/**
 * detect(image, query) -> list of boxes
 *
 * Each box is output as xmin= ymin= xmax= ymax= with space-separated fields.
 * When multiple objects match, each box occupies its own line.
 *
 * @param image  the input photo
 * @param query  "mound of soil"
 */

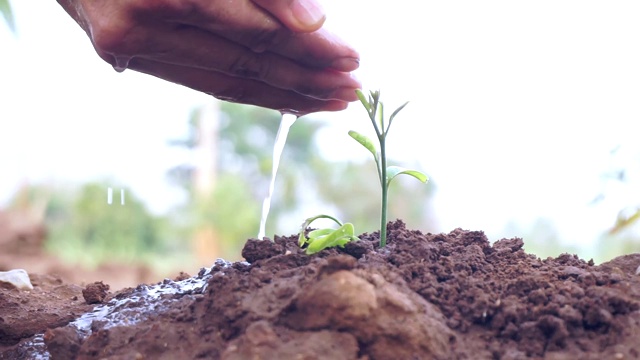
xmin=1 ymin=220 xmax=640 ymax=359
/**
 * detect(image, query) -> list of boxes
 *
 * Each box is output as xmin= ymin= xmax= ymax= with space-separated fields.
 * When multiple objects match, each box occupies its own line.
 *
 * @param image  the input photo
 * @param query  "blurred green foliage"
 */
xmin=598 ymin=207 xmax=640 ymax=262
xmin=0 ymin=0 xmax=15 ymax=33
xmin=189 ymin=173 xmax=260 ymax=259
xmin=67 ymin=184 xmax=160 ymax=258
xmin=590 ymin=145 xmax=640 ymax=262
xmin=36 ymin=182 xmax=177 ymax=268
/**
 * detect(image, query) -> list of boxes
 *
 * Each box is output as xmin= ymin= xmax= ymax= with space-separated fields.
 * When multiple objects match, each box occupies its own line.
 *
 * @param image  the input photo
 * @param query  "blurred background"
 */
xmin=1 ymin=1 xmax=640 ymax=289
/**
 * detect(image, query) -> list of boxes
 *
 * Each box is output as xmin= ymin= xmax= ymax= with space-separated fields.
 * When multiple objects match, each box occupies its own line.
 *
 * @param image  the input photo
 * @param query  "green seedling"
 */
xmin=298 ymin=214 xmax=359 ymax=255
xmin=350 ymin=89 xmax=428 ymax=248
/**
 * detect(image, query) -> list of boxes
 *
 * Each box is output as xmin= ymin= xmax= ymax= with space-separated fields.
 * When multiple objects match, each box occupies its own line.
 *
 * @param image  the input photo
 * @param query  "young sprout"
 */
xmin=350 ymin=89 xmax=428 ymax=247
xmin=298 ymin=214 xmax=359 ymax=255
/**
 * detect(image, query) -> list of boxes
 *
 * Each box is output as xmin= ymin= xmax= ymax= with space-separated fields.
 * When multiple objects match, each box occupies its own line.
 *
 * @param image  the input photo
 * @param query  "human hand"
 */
xmin=57 ymin=0 xmax=361 ymax=115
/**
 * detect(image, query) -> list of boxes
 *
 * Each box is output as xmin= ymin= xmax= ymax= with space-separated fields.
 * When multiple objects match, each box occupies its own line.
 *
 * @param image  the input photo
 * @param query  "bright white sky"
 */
xmin=2 ymin=1 xmax=640 ymax=259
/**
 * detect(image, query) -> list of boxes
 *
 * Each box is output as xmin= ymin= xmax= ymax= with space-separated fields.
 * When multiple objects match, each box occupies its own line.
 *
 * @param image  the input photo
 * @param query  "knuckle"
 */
xmin=90 ymin=17 xmax=136 ymax=56
xmin=88 ymin=1 xmax=161 ymax=56
xmin=228 ymin=54 xmax=271 ymax=81
xmin=246 ymin=25 xmax=285 ymax=53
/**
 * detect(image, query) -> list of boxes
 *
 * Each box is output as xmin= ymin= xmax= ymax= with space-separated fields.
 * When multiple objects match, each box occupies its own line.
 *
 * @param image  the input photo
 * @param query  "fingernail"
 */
xmin=291 ymin=0 xmax=326 ymax=28
xmin=331 ymin=57 xmax=360 ymax=72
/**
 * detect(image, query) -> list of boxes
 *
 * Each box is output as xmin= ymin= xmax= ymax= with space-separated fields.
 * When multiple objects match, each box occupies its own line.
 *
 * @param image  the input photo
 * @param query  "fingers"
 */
xmin=84 ymin=0 xmax=359 ymax=73
xmin=182 ymin=0 xmax=360 ymax=71
xmin=264 ymin=29 xmax=360 ymax=72
xmin=129 ymin=57 xmax=350 ymax=116
xmin=60 ymin=0 xmax=361 ymax=114
xmin=251 ymin=0 xmax=326 ymax=33
xmin=129 ymin=24 xmax=360 ymax=102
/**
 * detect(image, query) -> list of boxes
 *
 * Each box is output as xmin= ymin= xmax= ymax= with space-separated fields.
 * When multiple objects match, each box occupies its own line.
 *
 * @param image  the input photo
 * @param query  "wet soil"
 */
xmin=1 ymin=220 xmax=640 ymax=359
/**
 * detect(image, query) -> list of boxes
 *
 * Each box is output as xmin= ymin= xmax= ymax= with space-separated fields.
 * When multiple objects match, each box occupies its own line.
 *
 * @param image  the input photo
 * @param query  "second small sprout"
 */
xmin=298 ymin=215 xmax=359 ymax=255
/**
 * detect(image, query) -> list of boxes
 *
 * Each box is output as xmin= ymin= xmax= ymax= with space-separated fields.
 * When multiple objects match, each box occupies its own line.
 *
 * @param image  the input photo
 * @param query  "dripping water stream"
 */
xmin=257 ymin=113 xmax=297 ymax=239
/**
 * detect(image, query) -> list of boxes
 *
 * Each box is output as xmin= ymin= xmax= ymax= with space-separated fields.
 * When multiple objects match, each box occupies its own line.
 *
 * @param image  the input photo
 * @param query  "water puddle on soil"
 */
xmin=15 ymin=259 xmax=241 ymax=359
xmin=257 ymin=113 xmax=297 ymax=239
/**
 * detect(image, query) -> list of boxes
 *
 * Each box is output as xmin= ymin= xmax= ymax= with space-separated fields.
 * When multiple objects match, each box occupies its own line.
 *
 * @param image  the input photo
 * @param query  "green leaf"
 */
xmin=308 ymin=228 xmax=334 ymax=238
xmin=386 ymin=166 xmax=429 ymax=186
xmin=370 ymin=91 xmax=380 ymax=117
xmin=298 ymin=231 xmax=306 ymax=247
xmin=348 ymin=130 xmax=378 ymax=160
xmin=610 ymin=208 xmax=640 ymax=234
xmin=306 ymin=223 xmax=358 ymax=255
xmin=370 ymin=90 xmax=380 ymax=102
xmin=387 ymin=101 xmax=409 ymax=134
xmin=355 ymin=89 xmax=371 ymax=114
xmin=390 ymin=102 xmax=409 ymax=122
xmin=298 ymin=214 xmax=343 ymax=247
xmin=378 ymin=102 xmax=385 ymax=133
xmin=0 ymin=0 xmax=15 ymax=33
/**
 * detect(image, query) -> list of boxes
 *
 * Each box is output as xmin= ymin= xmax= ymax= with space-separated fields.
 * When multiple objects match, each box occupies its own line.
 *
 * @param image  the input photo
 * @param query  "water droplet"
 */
xmin=257 ymin=113 xmax=298 ymax=239
xmin=112 ymin=56 xmax=131 ymax=73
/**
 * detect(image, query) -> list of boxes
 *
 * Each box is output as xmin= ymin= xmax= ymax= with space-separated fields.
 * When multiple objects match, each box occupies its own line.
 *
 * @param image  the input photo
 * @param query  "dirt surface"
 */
xmin=1 ymin=220 xmax=640 ymax=359
xmin=0 ymin=274 xmax=92 ymax=351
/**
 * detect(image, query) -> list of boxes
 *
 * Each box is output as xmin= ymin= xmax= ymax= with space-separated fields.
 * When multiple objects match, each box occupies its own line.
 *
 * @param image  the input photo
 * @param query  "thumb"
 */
xmin=252 ymin=0 xmax=326 ymax=33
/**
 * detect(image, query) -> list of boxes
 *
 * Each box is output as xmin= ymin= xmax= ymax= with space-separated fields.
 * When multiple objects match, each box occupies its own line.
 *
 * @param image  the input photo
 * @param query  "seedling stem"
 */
xmin=351 ymin=89 xmax=427 ymax=248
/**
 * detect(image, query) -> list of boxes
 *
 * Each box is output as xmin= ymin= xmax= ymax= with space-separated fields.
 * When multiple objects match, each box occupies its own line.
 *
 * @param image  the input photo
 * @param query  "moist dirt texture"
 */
xmin=1 ymin=220 xmax=640 ymax=359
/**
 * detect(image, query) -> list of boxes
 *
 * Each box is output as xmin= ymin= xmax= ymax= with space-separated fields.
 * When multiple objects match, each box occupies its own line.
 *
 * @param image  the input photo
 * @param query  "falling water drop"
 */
xmin=257 ymin=113 xmax=298 ymax=239
xmin=113 ymin=56 xmax=131 ymax=73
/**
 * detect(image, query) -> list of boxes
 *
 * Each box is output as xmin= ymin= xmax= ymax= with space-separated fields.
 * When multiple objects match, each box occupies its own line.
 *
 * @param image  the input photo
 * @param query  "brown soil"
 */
xmin=1 ymin=220 xmax=640 ymax=359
